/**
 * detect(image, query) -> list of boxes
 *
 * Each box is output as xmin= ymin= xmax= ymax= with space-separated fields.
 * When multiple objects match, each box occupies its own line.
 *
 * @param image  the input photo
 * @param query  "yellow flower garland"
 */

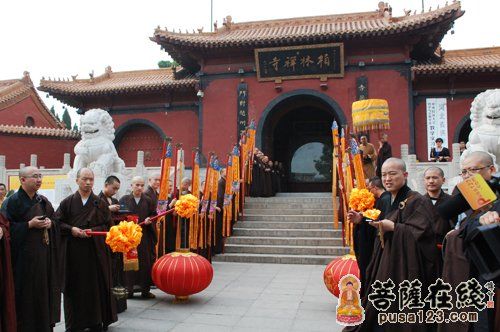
xmin=174 ymin=194 xmax=200 ymax=218
xmin=362 ymin=208 xmax=381 ymax=221
xmin=348 ymin=188 xmax=375 ymax=212
xmin=105 ymin=221 xmax=143 ymax=253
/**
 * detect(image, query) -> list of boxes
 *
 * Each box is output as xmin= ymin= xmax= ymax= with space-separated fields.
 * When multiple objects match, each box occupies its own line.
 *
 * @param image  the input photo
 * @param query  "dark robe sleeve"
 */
xmin=0 ymin=214 xmax=16 ymax=332
xmin=216 ymin=178 xmax=225 ymax=209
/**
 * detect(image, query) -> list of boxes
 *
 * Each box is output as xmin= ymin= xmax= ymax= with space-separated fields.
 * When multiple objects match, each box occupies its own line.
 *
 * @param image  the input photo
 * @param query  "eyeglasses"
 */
xmin=25 ymin=174 xmax=43 ymax=179
xmin=459 ymin=165 xmax=492 ymax=176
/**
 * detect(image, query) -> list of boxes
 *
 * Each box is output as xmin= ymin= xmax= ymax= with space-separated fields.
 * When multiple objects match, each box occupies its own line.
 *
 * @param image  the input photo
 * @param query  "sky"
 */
xmin=2 ymin=0 xmax=499 ymax=125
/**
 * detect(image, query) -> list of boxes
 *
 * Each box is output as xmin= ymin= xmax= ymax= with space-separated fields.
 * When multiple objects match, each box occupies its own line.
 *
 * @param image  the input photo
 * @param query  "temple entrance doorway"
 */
xmin=259 ymin=92 xmax=345 ymax=192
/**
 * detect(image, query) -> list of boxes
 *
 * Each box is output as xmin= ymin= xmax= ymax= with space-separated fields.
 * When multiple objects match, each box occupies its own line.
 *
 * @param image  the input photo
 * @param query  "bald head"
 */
xmin=462 ymin=151 xmax=494 ymax=168
xmin=461 ymin=151 xmax=496 ymax=181
xmin=148 ymin=172 xmax=161 ymax=190
xmin=76 ymin=168 xmax=94 ymax=179
xmin=76 ymin=168 xmax=94 ymax=195
xmin=131 ymin=176 xmax=145 ymax=185
xmin=424 ymin=166 xmax=444 ymax=178
xmin=382 ymin=158 xmax=406 ymax=172
xmin=19 ymin=166 xmax=42 ymax=195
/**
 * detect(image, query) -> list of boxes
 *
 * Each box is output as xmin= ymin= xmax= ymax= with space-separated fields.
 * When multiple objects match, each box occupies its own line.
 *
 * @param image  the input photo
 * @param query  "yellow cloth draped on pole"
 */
xmin=352 ymin=99 xmax=390 ymax=133
xmin=349 ymin=139 xmax=366 ymax=190
xmin=231 ymin=145 xmax=241 ymax=219
xmin=189 ymin=150 xmax=201 ymax=249
xmin=156 ymin=141 xmax=172 ymax=258
xmin=223 ymin=155 xmax=233 ymax=237
xmin=331 ymin=122 xmax=339 ymax=229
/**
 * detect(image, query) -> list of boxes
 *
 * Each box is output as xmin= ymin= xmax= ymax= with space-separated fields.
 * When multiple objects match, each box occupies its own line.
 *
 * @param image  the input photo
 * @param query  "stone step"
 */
xmin=235 ymin=221 xmax=334 ymax=229
xmin=276 ymin=192 xmax=332 ymax=197
xmin=225 ymin=236 xmax=344 ymax=246
xmin=224 ymin=244 xmax=349 ymax=256
xmin=232 ymin=227 xmax=341 ymax=238
xmin=212 ymin=253 xmax=337 ymax=265
xmin=244 ymin=202 xmax=333 ymax=209
xmin=243 ymin=215 xmax=334 ymax=222
xmin=246 ymin=197 xmax=333 ymax=203
xmin=243 ymin=208 xmax=334 ymax=216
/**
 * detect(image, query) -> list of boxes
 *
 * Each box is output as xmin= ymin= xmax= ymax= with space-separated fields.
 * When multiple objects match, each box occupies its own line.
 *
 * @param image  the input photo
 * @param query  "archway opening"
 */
xmin=116 ymin=124 xmax=163 ymax=167
xmin=261 ymin=94 xmax=342 ymax=192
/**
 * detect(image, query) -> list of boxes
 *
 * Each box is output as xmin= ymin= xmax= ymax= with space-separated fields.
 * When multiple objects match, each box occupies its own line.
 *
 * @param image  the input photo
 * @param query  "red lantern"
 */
xmin=152 ymin=251 xmax=213 ymax=301
xmin=324 ymin=254 xmax=360 ymax=298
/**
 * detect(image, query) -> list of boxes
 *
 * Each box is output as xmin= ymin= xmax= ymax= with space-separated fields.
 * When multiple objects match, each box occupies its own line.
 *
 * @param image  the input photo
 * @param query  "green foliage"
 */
xmin=158 ymin=60 xmax=179 ymax=68
xmin=62 ymin=108 xmax=72 ymax=129
xmin=49 ymin=105 xmax=56 ymax=115
xmin=314 ymin=143 xmax=333 ymax=181
xmin=72 ymin=123 xmax=79 ymax=131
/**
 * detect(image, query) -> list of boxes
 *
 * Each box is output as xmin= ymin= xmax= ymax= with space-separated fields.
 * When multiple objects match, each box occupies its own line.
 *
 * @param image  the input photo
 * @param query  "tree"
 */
xmin=158 ymin=60 xmax=179 ymax=68
xmin=49 ymin=105 xmax=56 ymax=115
xmin=62 ymin=108 xmax=72 ymax=129
xmin=314 ymin=143 xmax=333 ymax=181
xmin=72 ymin=123 xmax=79 ymax=131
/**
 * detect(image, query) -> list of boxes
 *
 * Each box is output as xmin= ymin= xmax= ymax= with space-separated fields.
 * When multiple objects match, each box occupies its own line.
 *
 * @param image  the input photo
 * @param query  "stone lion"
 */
xmin=70 ymin=109 xmax=126 ymax=177
xmin=461 ymin=89 xmax=500 ymax=167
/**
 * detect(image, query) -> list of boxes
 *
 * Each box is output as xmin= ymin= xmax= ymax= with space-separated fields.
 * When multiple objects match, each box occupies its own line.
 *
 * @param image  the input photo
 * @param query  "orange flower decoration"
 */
xmin=348 ymin=188 xmax=375 ymax=212
xmin=105 ymin=221 xmax=143 ymax=253
xmin=362 ymin=209 xmax=381 ymax=221
xmin=174 ymin=194 xmax=200 ymax=218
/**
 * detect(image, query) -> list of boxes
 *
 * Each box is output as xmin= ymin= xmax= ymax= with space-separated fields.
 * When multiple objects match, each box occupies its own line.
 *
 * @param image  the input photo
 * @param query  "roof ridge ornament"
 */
xmin=223 ymin=15 xmax=233 ymax=29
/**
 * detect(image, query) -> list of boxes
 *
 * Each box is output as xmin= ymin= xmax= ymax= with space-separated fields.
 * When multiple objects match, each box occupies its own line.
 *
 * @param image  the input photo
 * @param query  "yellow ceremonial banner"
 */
xmin=457 ymin=174 xmax=497 ymax=210
xmin=352 ymin=99 xmax=390 ymax=132
xmin=8 ymin=174 xmax=67 ymax=190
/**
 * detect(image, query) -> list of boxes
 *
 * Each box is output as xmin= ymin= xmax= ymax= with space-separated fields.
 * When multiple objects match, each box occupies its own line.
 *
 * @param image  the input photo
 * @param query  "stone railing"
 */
xmin=400 ymin=143 xmax=461 ymax=194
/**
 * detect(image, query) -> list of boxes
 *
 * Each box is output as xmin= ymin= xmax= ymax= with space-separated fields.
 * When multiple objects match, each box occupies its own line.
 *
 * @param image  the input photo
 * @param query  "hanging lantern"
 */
xmin=152 ymin=251 xmax=213 ymax=302
xmin=324 ymin=254 xmax=360 ymax=298
xmin=351 ymin=99 xmax=390 ymax=133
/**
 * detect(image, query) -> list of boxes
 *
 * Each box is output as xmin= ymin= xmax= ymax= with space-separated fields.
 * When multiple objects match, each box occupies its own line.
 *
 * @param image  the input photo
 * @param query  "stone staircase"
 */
xmin=213 ymin=192 xmax=348 ymax=265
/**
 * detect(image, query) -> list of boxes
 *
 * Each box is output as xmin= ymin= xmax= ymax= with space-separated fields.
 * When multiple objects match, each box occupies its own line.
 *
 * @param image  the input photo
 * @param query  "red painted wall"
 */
xmin=0 ymin=96 xmax=56 ymax=128
xmin=112 ymin=111 xmax=199 ymax=167
xmin=414 ymin=97 xmax=473 ymax=161
xmin=0 ymin=134 xmax=76 ymax=169
xmin=201 ymin=68 xmax=410 ymax=161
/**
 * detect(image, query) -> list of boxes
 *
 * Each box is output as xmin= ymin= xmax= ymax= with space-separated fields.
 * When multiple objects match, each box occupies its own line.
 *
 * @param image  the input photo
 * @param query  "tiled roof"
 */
xmin=0 ymin=124 xmax=80 ymax=139
xmin=412 ymin=47 xmax=500 ymax=75
xmin=152 ymin=2 xmax=463 ymax=49
xmin=0 ymin=72 xmax=65 ymax=128
xmin=39 ymin=67 xmax=198 ymax=97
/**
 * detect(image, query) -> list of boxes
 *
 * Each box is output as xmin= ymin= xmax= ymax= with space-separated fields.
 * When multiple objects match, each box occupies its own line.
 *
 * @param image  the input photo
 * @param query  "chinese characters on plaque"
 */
xmin=237 ymin=82 xmax=249 ymax=135
xmin=255 ymin=43 xmax=344 ymax=81
xmin=426 ymin=98 xmax=449 ymax=150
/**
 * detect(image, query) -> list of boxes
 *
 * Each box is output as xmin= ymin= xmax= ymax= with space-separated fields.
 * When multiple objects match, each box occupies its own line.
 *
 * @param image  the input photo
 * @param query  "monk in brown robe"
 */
xmin=0 ymin=213 xmax=16 ymax=332
xmin=2 ymin=166 xmax=60 ymax=332
xmin=359 ymin=136 xmax=377 ymax=179
xmin=440 ymin=151 xmax=498 ymax=332
xmin=56 ymin=168 xmax=117 ymax=331
xmin=346 ymin=158 xmax=440 ymax=332
xmin=99 ymin=175 xmax=127 ymax=314
xmin=215 ymin=168 xmax=226 ymax=254
xmin=119 ymin=176 xmax=156 ymax=299
xmin=423 ymin=167 xmax=452 ymax=246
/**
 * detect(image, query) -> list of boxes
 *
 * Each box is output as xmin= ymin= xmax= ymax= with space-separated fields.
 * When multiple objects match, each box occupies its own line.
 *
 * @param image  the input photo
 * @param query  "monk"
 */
xmin=0 ymin=213 xmax=16 ymax=332
xmin=359 ymin=136 xmax=377 ymax=179
xmin=423 ymin=166 xmax=453 ymax=246
xmin=56 ymin=168 xmax=117 ymax=331
xmin=144 ymin=172 xmax=160 ymax=207
xmin=440 ymin=151 xmax=498 ymax=332
xmin=119 ymin=176 xmax=156 ymax=299
xmin=99 ymin=175 xmax=127 ymax=314
xmin=375 ymin=133 xmax=392 ymax=178
xmin=346 ymin=158 xmax=440 ymax=332
xmin=2 ymin=166 xmax=60 ymax=332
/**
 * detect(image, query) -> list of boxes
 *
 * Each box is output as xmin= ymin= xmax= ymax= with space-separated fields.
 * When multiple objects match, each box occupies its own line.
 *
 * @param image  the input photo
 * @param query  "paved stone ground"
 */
xmin=55 ymin=262 xmax=344 ymax=331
